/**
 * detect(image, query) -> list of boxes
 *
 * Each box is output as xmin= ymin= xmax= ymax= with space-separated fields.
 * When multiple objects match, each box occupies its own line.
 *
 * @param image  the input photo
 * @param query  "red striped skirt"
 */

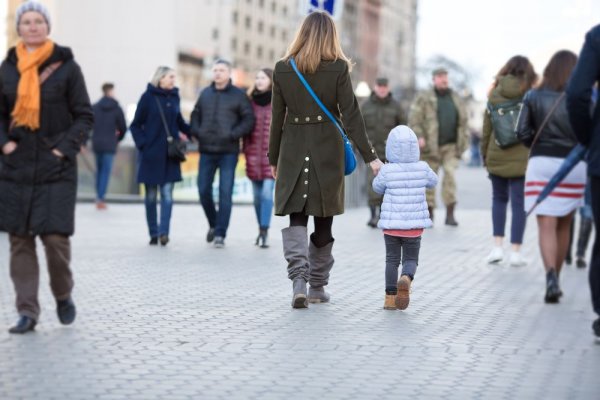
xmin=524 ymin=156 xmax=587 ymax=216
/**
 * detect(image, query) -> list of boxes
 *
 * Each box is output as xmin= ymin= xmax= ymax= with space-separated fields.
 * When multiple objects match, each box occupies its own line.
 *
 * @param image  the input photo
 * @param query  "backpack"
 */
xmin=486 ymin=99 xmax=522 ymax=149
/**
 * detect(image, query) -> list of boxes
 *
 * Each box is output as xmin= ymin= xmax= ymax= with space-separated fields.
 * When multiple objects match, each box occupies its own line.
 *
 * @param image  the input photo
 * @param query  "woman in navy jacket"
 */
xmin=130 ymin=66 xmax=190 ymax=246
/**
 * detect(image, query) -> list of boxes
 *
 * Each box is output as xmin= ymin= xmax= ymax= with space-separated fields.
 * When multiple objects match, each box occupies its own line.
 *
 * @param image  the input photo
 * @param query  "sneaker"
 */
xmin=149 ymin=237 xmax=158 ymax=245
xmin=509 ymin=251 xmax=527 ymax=267
xmin=214 ymin=236 xmax=225 ymax=248
xmin=486 ymin=247 xmax=504 ymax=264
xmin=576 ymin=257 xmax=587 ymax=269
xmin=593 ymin=318 xmax=600 ymax=339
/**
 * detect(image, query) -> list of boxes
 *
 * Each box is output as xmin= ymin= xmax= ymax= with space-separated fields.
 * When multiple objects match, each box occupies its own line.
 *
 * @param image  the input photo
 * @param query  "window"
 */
xmin=282 ymin=6 xmax=288 ymax=16
xmin=245 ymin=16 xmax=251 ymax=29
xmin=257 ymin=46 xmax=263 ymax=58
xmin=282 ymin=31 xmax=287 ymax=41
xmin=269 ymin=49 xmax=275 ymax=61
xmin=244 ymin=42 xmax=250 ymax=55
xmin=212 ymin=28 xmax=219 ymax=40
xmin=258 ymin=21 xmax=264 ymax=33
xmin=259 ymin=0 xmax=264 ymax=7
xmin=232 ymin=11 xmax=238 ymax=24
xmin=271 ymin=2 xmax=276 ymax=12
xmin=270 ymin=26 xmax=275 ymax=36
xmin=231 ymin=38 xmax=237 ymax=50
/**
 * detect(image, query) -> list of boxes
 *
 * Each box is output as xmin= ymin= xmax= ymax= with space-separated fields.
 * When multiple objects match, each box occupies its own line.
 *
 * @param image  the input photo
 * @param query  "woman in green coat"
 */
xmin=481 ymin=56 xmax=537 ymax=267
xmin=269 ymin=11 xmax=382 ymax=308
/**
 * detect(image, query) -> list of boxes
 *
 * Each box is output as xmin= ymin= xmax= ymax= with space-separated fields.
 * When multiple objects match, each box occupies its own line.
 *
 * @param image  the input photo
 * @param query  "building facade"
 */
xmin=2 ymin=0 xmax=418 ymax=206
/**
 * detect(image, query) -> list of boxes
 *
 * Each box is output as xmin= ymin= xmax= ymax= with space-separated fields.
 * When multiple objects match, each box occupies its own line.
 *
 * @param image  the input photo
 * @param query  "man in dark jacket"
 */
xmin=191 ymin=59 xmax=255 ymax=247
xmin=566 ymin=23 xmax=600 ymax=339
xmin=361 ymin=77 xmax=406 ymax=227
xmin=91 ymin=83 xmax=127 ymax=209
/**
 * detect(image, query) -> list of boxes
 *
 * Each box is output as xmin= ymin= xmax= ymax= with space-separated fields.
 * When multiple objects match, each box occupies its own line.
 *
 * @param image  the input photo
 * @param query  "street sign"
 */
xmin=301 ymin=0 xmax=344 ymax=20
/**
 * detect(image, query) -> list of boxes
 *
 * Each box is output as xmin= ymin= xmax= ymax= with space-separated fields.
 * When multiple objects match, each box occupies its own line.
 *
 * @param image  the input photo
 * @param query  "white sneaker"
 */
xmin=509 ymin=251 xmax=527 ymax=267
xmin=486 ymin=247 xmax=504 ymax=264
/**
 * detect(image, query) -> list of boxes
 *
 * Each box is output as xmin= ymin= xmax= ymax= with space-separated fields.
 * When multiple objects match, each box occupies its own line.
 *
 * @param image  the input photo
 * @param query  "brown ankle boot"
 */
xmin=428 ymin=206 xmax=434 ymax=222
xmin=395 ymin=275 xmax=411 ymax=310
xmin=445 ymin=203 xmax=458 ymax=226
xmin=384 ymin=294 xmax=397 ymax=310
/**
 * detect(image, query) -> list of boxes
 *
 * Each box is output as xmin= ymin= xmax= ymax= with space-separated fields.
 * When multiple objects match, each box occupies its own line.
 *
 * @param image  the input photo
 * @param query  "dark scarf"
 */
xmin=252 ymin=89 xmax=272 ymax=106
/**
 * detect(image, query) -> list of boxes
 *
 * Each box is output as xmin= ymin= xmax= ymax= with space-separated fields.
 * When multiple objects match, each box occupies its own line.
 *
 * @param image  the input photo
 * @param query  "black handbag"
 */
xmin=154 ymin=96 xmax=186 ymax=162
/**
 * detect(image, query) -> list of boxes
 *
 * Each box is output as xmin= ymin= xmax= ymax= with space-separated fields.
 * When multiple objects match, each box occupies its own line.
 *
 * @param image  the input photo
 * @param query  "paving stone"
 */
xmin=0 ymin=168 xmax=598 ymax=399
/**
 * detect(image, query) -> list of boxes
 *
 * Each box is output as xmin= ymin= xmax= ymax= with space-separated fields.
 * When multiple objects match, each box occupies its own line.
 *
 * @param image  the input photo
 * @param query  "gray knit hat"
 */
xmin=16 ymin=1 xmax=51 ymax=33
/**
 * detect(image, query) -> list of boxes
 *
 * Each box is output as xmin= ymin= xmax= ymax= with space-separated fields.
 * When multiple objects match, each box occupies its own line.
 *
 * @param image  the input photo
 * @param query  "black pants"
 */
xmin=590 ymin=176 xmax=600 ymax=316
xmin=289 ymin=212 xmax=333 ymax=248
xmin=384 ymin=235 xmax=421 ymax=293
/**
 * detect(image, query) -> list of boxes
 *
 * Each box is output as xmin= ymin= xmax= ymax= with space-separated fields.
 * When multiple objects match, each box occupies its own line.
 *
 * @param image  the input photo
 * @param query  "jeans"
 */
xmin=469 ymin=134 xmax=482 ymax=167
xmin=384 ymin=235 xmax=421 ymax=293
xmin=252 ymin=179 xmax=275 ymax=229
xmin=590 ymin=176 xmax=600 ymax=315
xmin=144 ymin=183 xmax=174 ymax=238
xmin=95 ymin=152 xmax=115 ymax=201
xmin=198 ymin=153 xmax=239 ymax=238
xmin=489 ymin=174 xmax=526 ymax=244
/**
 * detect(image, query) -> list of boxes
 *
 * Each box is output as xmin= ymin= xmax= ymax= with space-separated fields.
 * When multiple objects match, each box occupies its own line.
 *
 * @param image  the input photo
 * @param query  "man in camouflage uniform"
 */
xmin=408 ymin=68 xmax=468 ymax=226
xmin=361 ymin=77 xmax=406 ymax=227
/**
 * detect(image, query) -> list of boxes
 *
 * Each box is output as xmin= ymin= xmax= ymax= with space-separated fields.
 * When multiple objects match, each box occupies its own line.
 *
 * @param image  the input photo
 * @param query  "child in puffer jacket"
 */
xmin=373 ymin=125 xmax=438 ymax=310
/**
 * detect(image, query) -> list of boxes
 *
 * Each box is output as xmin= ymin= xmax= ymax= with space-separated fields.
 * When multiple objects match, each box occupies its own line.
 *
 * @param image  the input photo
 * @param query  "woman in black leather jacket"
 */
xmin=516 ymin=50 xmax=586 ymax=304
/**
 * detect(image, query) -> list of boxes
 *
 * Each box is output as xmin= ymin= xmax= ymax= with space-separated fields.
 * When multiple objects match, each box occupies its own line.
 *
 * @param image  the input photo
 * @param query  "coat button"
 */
xmin=305 ymin=156 xmax=309 ymax=161
xmin=304 ymin=168 xmax=308 ymax=173
xmin=303 ymin=194 xmax=307 ymax=198
xmin=305 ymin=117 xmax=310 ymax=122
xmin=317 ymin=115 xmax=322 ymax=121
xmin=294 ymin=117 xmax=299 ymax=122
xmin=304 ymin=180 xmax=308 ymax=185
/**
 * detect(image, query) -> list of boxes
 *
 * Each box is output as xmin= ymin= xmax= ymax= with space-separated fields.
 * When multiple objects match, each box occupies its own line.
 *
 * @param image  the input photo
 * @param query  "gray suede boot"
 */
xmin=282 ymin=226 xmax=309 ymax=308
xmin=307 ymin=235 xmax=334 ymax=303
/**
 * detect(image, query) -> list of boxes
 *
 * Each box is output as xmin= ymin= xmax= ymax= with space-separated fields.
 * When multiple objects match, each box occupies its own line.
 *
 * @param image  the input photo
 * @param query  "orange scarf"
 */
xmin=12 ymin=40 xmax=55 ymax=130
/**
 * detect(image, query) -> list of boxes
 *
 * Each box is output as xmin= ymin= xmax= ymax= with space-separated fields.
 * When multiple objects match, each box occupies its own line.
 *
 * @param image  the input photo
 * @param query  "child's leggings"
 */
xmin=384 ymin=235 xmax=421 ymax=293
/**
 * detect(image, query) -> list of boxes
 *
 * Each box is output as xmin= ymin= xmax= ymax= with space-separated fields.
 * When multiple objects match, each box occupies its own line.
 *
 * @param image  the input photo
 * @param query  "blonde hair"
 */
xmin=150 ymin=66 xmax=174 ymax=88
xmin=283 ymin=11 xmax=351 ymax=74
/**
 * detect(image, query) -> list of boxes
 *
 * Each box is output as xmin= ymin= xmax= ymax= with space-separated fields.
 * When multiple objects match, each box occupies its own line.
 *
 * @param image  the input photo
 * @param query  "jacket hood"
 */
xmin=146 ymin=83 xmax=179 ymax=97
xmin=96 ymin=96 xmax=120 ymax=111
xmin=385 ymin=125 xmax=420 ymax=163
xmin=489 ymin=75 xmax=524 ymax=103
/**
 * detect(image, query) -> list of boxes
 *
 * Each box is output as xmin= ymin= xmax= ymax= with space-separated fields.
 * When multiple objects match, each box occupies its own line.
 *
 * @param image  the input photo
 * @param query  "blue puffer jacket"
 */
xmin=373 ymin=125 xmax=438 ymax=230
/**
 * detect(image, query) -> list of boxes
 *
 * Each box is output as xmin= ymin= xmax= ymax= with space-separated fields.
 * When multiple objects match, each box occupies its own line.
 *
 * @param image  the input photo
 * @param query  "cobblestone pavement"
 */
xmin=1 ymin=168 xmax=599 ymax=399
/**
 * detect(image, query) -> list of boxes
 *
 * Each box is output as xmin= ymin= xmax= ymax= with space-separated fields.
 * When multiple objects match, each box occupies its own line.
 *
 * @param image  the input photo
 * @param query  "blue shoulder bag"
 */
xmin=289 ymin=58 xmax=357 ymax=175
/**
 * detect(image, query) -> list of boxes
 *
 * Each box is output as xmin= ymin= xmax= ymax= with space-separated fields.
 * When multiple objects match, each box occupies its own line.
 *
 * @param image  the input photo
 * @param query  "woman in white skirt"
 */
xmin=516 ymin=50 xmax=586 ymax=303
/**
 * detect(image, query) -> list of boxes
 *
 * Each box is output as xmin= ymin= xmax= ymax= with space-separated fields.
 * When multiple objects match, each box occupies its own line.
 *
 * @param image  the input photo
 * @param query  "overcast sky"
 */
xmin=417 ymin=0 xmax=600 ymax=100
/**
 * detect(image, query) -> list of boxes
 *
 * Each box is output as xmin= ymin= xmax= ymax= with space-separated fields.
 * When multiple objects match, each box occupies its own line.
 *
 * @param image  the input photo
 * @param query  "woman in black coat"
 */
xmin=130 ymin=66 xmax=191 ymax=246
xmin=0 ymin=3 xmax=93 ymax=334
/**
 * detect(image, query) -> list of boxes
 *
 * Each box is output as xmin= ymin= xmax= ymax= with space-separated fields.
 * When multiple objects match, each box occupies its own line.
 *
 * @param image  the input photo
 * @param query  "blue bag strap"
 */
xmin=289 ymin=57 xmax=349 ymax=142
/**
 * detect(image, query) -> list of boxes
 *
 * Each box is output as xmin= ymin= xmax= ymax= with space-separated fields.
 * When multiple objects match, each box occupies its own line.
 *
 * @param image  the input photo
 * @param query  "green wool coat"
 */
xmin=481 ymin=75 xmax=529 ymax=178
xmin=268 ymin=59 xmax=378 ymax=217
